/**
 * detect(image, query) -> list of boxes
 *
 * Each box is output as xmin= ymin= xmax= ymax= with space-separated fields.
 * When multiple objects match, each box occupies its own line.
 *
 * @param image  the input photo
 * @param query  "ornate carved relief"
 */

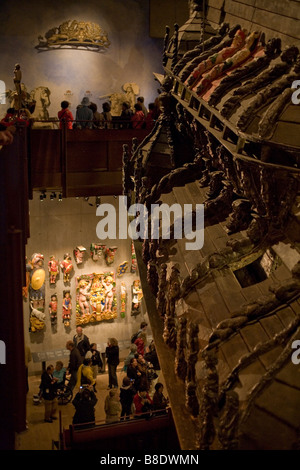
xmin=175 ymin=316 xmax=188 ymax=381
xmin=156 ymin=263 xmax=168 ymax=317
xmin=163 ymin=265 xmax=181 ymax=349
xmin=36 ymin=20 xmax=110 ymax=51
xmin=185 ymin=322 xmax=200 ymax=417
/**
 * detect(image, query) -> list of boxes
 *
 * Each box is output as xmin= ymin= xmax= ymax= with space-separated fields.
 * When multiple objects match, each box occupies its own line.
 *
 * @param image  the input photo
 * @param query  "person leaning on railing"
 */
xmin=75 ymin=97 xmax=93 ymax=129
xmin=99 ymin=101 xmax=113 ymax=129
xmin=131 ymin=103 xmax=145 ymax=129
xmin=58 ymin=101 xmax=74 ymax=130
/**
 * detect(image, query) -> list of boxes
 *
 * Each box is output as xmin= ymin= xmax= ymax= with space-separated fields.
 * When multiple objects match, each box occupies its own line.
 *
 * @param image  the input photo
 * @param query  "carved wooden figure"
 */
xmin=185 ymin=29 xmax=246 ymax=88
xmin=156 ymin=263 xmax=168 ymax=317
xmin=74 ymin=246 xmax=86 ymax=264
xmin=48 ymin=255 xmax=59 ymax=284
xmin=147 ymin=261 xmax=158 ymax=296
xmin=194 ymin=31 xmax=261 ymax=95
xmin=179 ymin=24 xmax=241 ymax=82
xmin=185 ymin=322 xmax=200 ymax=418
xmin=218 ymin=391 xmax=240 ymax=450
xmin=131 ymin=279 xmax=143 ymax=316
xmin=62 ymin=290 xmax=72 ymax=327
xmin=90 ymin=243 xmax=106 ymax=261
xmin=131 ymin=241 xmax=137 ymax=273
xmin=49 ymin=294 xmax=58 ymax=325
xmin=175 ymin=316 xmax=188 ymax=381
xmin=117 ymin=261 xmax=128 ymax=277
xmin=104 ymin=246 xmax=118 ymax=266
xmin=29 ymin=253 xmax=46 ymax=332
xmin=163 ymin=265 xmax=181 ymax=349
xmin=60 ymin=253 xmax=73 ymax=283
xmin=120 ymin=282 xmax=127 ymax=318
xmin=77 ymin=278 xmax=92 ymax=316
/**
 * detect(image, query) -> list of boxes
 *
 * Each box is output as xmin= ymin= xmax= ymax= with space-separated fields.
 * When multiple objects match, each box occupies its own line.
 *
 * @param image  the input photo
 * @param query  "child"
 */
xmin=53 ymin=360 xmax=66 ymax=388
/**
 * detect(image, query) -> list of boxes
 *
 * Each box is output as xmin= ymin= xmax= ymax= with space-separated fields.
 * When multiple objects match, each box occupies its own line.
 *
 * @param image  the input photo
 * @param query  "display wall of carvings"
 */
xmin=23 ymin=197 xmax=144 ymax=338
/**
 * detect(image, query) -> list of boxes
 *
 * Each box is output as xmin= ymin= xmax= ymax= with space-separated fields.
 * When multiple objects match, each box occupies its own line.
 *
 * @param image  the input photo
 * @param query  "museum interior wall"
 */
xmin=24 ymin=193 xmax=148 ymax=374
xmin=0 ymin=0 xmax=165 ymax=120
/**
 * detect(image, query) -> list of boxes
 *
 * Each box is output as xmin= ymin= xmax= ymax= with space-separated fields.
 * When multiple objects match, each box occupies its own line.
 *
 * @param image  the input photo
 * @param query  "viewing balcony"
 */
xmin=21 ymin=120 xmax=150 ymax=198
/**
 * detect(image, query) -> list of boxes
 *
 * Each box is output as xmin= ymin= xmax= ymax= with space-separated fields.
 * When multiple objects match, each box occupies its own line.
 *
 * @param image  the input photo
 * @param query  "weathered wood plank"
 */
xmin=255 ymin=380 xmax=300 ymax=429
xmin=276 ymin=306 xmax=297 ymax=327
xmin=219 ymin=332 xmax=250 ymax=369
xmin=239 ymin=405 xmax=298 ymax=450
xmin=213 ymin=269 xmax=248 ymax=312
xmin=196 ymin=280 xmax=231 ymax=328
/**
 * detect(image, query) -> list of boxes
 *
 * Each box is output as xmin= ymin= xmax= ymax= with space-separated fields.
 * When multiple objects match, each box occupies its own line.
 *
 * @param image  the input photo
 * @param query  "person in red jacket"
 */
xmin=58 ymin=101 xmax=74 ymax=130
xmin=134 ymin=332 xmax=146 ymax=356
xmin=131 ymin=103 xmax=145 ymax=129
xmin=133 ymin=387 xmax=153 ymax=418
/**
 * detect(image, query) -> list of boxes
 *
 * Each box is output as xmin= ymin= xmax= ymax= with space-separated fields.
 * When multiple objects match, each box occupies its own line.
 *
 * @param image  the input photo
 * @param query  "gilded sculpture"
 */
xmin=29 ymin=253 xmax=46 ymax=332
xmin=35 ymin=20 xmax=110 ymax=51
xmin=76 ymin=272 xmax=117 ymax=325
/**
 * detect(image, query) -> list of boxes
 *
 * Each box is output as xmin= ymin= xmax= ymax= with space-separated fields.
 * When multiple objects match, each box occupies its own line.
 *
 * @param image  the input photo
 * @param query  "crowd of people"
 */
xmin=0 ymin=95 xmax=161 ymax=132
xmin=38 ymin=323 xmax=169 ymax=427
xmin=62 ymin=95 xmax=161 ymax=131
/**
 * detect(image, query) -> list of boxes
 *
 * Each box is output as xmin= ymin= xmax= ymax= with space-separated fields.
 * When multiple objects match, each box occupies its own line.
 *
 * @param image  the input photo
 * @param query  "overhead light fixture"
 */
xmin=50 ymin=192 xmax=56 ymax=201
xmin=58 ymin=193 xmax=62 ymax=202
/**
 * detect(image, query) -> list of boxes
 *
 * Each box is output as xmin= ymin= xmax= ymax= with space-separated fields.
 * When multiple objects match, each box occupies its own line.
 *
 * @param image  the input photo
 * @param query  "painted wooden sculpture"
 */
xmin=90 ymin=243 xmax=106 ymax=261
xmin=49 ymin=293 xmax=58 ymax=325
xmin=185 ymin=28 xmax=246 ymax=89
xmin=73 ymin=246 xmax=86 ymax=264
xmin=60 ymin=253 xmax=73 ymax=283
xmin=29 ymin=253 xmax=46 ymax=332
xmin=131 ymin=241 xmax=137 ymax=273
xmin=120 ymin=282 xmax=127 ymax=318
xmin=117 ymin=261 xmax=128 ymax=277
xmin=48 ymin=255 xmax=59 ymax=284
xmin=194 ymin=31 xmax=261 ymax=96
xmin=62 ymin=290 xmax=72 ymax=327
xmin=105 ymin=246 xmax=118 ymax=266
xmin=131 ymin=279 xmax=143 ymax=316
xmin=76 ymin=272 xmax=117 ymax=324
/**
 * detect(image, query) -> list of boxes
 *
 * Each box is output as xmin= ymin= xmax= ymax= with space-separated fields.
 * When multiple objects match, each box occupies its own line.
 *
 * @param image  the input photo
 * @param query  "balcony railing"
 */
xmin=27 ymin=119 xmax=151 ymax=197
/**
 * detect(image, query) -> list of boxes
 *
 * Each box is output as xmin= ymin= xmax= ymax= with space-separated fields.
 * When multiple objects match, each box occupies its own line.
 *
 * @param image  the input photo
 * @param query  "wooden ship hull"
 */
xmin=125 ymin=0 xmax=300 ymax=450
